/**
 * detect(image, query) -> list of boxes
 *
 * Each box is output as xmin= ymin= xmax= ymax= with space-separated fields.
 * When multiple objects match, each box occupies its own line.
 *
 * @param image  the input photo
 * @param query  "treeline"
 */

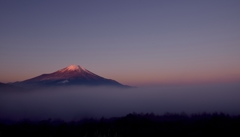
xmin=1 ymin=112 xmax=240 ymax=137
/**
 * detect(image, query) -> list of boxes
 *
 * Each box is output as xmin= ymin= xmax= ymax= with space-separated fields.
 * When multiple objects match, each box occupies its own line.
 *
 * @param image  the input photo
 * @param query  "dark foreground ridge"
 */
xmin=1 ymin=112 xmax=240 ymax=137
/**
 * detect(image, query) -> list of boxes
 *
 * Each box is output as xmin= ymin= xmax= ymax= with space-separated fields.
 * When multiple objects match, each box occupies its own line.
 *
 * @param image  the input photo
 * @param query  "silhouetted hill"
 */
xmin=1 ymin=112 xmax=240 ymax=137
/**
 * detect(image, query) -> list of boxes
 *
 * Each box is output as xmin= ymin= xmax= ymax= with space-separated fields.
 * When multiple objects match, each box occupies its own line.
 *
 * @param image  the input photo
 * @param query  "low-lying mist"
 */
xmin=1 ymin=83 xmax=240 ymax=121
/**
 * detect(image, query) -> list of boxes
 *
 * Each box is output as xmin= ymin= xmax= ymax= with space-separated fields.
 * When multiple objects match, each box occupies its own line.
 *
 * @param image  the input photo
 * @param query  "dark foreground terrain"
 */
xmin=1 ymin=112 xmax=240 ymax=137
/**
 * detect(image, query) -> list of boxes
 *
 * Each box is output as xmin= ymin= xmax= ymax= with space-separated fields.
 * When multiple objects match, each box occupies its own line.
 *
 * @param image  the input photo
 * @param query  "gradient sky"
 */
xmin=1 ymin=0 xmax=240 ymax=86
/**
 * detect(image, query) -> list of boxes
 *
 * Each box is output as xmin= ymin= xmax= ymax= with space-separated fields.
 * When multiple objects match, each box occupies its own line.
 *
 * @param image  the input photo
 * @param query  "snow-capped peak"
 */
xmin=58 ymin=65 xmax=87 ymax=72
xmin=67 ymin=65 xmax=81 ymax=71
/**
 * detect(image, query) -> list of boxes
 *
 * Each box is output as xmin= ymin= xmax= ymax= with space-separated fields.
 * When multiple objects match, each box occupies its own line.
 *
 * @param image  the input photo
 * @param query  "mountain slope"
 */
xmin=14 ymin=65 xmax=129 ymax=88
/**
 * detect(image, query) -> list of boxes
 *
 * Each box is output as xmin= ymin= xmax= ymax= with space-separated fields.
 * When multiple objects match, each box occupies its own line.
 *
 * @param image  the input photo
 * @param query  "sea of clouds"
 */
xmin=1 ymin=83 xmax=240 ymax=121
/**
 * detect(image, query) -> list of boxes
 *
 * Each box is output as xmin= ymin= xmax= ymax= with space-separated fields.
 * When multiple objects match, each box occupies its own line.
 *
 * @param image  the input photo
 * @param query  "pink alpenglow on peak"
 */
xmin=59 ymin=65 xmax=87 ymax=73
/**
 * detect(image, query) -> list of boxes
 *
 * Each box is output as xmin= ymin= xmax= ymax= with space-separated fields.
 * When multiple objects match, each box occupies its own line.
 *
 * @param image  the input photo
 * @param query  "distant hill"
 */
xmin=0 ymin=82 xmax=23 ymax=91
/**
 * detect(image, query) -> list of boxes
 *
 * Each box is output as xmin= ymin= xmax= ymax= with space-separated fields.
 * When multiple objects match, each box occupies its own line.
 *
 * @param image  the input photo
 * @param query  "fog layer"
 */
xmin=1 ymin=83 xmax=240 ymax=121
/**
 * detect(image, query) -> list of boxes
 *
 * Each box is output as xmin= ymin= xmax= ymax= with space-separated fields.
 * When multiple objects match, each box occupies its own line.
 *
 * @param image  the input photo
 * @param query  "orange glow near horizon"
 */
xmin=112 ymin=68 xmax=240 ymax=86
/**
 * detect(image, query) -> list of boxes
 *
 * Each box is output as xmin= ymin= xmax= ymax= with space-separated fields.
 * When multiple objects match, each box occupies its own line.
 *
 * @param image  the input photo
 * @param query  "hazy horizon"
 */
xmin=2 ymin=64 xmax=239 ymax=87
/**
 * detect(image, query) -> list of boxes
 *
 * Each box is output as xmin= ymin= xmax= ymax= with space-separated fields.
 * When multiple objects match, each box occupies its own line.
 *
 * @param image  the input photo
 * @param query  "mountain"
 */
xmin=0 ymin=82 xmax=24 ymax=91
xmin=13 ymin=65 xmax=129 ymax=88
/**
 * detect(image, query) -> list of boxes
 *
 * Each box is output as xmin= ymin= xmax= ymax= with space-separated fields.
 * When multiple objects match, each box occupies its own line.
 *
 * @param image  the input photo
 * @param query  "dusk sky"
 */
xmin=1 ymin=0 xmax=240 ymax=86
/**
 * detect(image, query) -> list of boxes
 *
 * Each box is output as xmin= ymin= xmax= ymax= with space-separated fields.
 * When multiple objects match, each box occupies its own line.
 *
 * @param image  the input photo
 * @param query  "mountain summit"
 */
xmin=59 ymin=65 xmax=87 ymax=72
xmin=14 ymin=65 xmax=129 ymax=88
